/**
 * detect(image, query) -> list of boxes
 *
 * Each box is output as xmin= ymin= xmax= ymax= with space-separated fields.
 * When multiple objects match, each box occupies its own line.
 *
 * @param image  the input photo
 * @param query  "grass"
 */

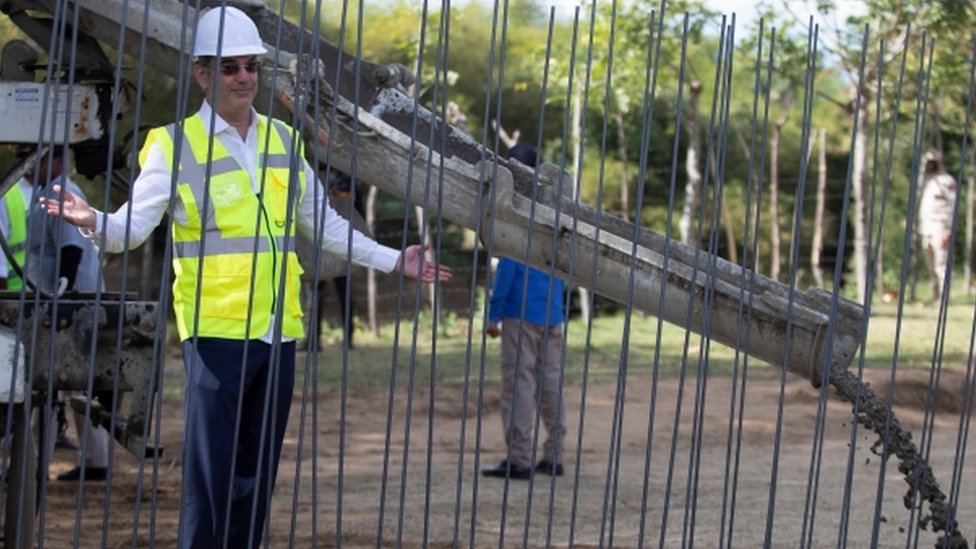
xmin=301 ymin=311 xmax=708 ymax=393
xmin=859 ymin=298 xmax=973 ymax=370
xmin=160 ymin=293 xmax=975 ymax=399
xmin=302 ymin=295 xmax=974 ymax=392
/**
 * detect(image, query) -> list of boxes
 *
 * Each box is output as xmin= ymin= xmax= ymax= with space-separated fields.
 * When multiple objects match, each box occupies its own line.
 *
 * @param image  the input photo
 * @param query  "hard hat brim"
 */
xmin=203 ymin=44 xmax=269 ymax=58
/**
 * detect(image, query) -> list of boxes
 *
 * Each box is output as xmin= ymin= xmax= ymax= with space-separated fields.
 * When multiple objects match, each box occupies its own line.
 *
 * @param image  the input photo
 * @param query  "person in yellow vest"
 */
xmin=13 ymin=145 xmax=113 ymax=479
xmin=0 ymin=157 xmax=83 ymax=453
xmin=0 ymin=162 xmax=84 ymax=453
xmin=0 ymin=171 xmax=30 ymax=290
xmin=40 ymin=6 xmax=451 ymax=547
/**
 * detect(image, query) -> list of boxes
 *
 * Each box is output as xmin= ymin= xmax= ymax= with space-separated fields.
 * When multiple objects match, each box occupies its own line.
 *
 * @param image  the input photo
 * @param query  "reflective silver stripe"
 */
xmin=9 ymin=242 xmax=25 ymax=254
xmin=263 ymin=119 xmax=296 ymax=169
xmin=173 ymin=234 xmax=293 ymax=258
xmin=166 ymin=118 xmax=300 ymax=258
xmin=262 ymin=153 xmax=292 ymax=169
xmin=269 ymin=119 xmax=296 ymax=150
xmin=167 ymin=125 xmax=240 ymax=219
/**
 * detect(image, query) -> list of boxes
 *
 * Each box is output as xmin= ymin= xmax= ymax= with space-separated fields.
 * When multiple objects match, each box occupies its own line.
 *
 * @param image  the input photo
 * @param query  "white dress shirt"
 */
xmin=918 ymin=172 xmax=957 ymax=238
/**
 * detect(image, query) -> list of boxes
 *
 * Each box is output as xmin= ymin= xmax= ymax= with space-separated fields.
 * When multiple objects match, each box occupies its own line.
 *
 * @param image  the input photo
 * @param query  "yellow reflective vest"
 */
xmin=3 ymin=181 xmax=27 ymax=291
xmin=142 ymin=114 xmax=306 ymax=341
xmin=3 ymin=182 xmax=31 ymax=290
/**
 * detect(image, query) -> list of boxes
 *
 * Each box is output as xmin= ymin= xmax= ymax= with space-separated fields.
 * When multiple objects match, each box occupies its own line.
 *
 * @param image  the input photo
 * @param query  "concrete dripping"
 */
xmin=829 ymin=369 xmax=968 ymax=549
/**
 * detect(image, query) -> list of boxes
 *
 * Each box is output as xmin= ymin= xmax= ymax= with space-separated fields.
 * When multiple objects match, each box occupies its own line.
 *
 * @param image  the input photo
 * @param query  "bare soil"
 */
xmin=37 ymin=366 xmax=975 ymax=548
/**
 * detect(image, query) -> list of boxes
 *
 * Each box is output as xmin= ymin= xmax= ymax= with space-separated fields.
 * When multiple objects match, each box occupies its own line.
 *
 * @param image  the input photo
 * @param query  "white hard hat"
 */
xmin=193 ymin=6 xmax=268 ymax=58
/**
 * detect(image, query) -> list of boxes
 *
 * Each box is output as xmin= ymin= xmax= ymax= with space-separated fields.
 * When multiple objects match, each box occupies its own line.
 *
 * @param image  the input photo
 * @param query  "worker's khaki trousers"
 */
xmin=921 ymin=232 xmax=950 ymax=301
xmin=500 ymin=320 xmax=565 ymax=468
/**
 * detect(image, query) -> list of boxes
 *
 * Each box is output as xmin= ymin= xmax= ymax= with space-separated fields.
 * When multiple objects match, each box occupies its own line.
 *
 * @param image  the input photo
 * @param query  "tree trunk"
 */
xmin=679 ymin=80 xmax=703 ymax=245
xmin=366 ymin=185 xmax=379 ymax=335
xmin=851 ymin=94 xmax=870 ymax=303
xmin=730 ymin=121 xmax=765 ymax=269
xmin=706 ymin=146 xmax=738 ymax=264
xmin=966 ymin=167 xmax=974 ymax=296
xmin=875 ymin=221 xmax=885 ymax=299
xmin=571 ymin=79 xmax=591 ymax=322
xmin=769 ymin=121 xmax=783 ymax=282
xmin=404 ymin=44 xmax=436 ymax=318
xmin=720 ymin=199 xmax=738 ymax=264
xmin=614 ymin=110 xmax=630 ymax=221
xmin=811 ymin=128 xmax=826 ymax=289
xmin=910 ymin=160 xmax=924 ymax=302
xmin=414 ymin=205 xmax=435 ymax=315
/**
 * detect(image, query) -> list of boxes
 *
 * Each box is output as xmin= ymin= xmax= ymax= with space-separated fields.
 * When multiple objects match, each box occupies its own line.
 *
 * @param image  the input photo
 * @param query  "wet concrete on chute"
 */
xmin=830 ymin=369 xmax=968 ymax=549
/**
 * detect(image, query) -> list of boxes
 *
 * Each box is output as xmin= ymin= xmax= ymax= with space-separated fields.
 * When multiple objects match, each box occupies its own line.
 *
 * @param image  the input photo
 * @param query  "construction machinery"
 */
xmin=0 ymin=3 xmax=160 ymax=548
xmin=0 ymin=0 xmax=867 ymax=547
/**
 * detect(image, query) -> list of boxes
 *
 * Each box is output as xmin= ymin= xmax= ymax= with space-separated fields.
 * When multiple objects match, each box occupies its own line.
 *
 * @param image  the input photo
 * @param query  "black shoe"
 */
xmin=481 ymin=460 xmax=532 ymax=480
xmin=534 ymin=460 xmax=564 ymax=476
xmin=56 ymin=466 xmax=107 ymax=481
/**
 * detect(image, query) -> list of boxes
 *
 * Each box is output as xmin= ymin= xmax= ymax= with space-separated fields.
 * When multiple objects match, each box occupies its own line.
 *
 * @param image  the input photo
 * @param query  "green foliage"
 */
xmin=575 ymin=144 xmax=630 ymax=213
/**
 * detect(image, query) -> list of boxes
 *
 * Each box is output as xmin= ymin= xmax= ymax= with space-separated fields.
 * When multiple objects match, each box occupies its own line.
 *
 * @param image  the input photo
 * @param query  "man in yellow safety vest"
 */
xmin=0 ymin=162 xmax=29 ymax=290
xmin=40 ymin=6 xmax=451 ymax=547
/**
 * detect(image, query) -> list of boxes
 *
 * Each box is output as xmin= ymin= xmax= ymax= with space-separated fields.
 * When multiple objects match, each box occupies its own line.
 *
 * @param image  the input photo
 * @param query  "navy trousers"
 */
xmin=177 ymin=338 xmax=295 ymax=548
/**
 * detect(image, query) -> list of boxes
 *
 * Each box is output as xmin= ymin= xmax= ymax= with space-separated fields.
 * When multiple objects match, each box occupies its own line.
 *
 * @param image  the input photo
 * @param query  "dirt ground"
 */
xmin=35 ymin=365 xmax=975 ymax=548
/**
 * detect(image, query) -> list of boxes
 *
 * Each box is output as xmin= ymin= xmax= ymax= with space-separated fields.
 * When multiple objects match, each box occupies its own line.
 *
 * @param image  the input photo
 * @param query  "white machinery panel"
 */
xmin=0 ymin=81 xmax=102 ymax=144
xmin=0 ymin=326 xmax=24 ymax=403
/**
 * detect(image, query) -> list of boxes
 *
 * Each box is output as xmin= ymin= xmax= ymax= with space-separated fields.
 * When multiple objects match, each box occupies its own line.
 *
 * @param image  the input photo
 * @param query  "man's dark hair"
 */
xmin=326 ymin=169 xmax=354 ymax=193
xmin=506 ymin=143 xmax=539 ymax=168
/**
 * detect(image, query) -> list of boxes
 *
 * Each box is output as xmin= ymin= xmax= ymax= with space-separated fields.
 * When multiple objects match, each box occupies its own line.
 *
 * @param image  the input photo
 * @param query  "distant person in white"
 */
xmin=917 ymin=151 xmax=957 ymax=305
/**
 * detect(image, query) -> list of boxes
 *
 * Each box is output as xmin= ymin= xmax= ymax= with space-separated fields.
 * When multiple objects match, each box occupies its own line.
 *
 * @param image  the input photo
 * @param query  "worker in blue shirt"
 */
xmin=481 ymin=143 xmax=567 ymax=480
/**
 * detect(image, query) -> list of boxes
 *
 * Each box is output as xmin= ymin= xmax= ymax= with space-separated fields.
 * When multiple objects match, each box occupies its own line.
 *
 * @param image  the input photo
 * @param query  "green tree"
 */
xmin=820 ymin=0 xmax=976 ymax=302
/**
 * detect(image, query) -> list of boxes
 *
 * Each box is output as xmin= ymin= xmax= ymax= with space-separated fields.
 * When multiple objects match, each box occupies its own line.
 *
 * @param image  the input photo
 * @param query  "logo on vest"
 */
xmin=211 ymin=181 xmax=245 ymax=208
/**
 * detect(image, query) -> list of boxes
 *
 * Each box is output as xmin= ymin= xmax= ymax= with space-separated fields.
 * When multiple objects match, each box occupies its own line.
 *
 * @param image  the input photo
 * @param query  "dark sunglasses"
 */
xmin=218 ymin=60 xmax=259 ymax=76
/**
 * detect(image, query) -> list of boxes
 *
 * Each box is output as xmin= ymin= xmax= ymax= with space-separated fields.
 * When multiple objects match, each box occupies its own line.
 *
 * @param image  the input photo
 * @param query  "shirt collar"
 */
xmin=197 ymin=100 xmax=258 ymax=137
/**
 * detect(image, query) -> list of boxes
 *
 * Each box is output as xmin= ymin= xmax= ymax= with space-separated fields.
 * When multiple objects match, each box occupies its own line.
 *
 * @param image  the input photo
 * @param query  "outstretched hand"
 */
xmin=486 ymin=322 xmax=501 ymax=338
xmin=395 ymin=244 xmax=453 ymax=283
xmin=38 ymin=184 xmax=96 ymax=230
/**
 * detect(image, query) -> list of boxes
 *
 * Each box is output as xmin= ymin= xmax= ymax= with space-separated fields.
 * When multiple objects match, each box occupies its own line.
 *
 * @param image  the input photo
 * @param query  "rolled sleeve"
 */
xmin=81 ymin=142 xmax=171 ymax=253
